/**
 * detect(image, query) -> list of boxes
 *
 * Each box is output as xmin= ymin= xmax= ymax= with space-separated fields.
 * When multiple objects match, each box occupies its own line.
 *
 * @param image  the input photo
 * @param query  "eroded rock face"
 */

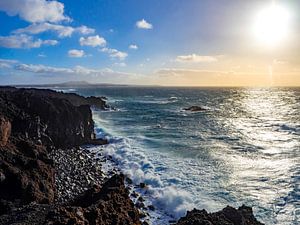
xmin=0 ymin=87 xmax=108 ymax=216
xmin=0 ymin=117 xmax=11 ymax=147
xmin=0 ymin=139 xmax=55 ymax=215
xmin=176 ymin=205 xmax=264 ymax=225
xmin=0 ymin=87 xmax=104 ymax=148
xmin=46 ymin=174 xmax=141 ymax=225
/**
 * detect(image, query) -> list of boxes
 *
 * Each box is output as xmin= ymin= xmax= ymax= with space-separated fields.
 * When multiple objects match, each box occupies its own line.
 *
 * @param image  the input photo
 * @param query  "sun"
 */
xmin=253 ymin=3 xmax=291 ymax=47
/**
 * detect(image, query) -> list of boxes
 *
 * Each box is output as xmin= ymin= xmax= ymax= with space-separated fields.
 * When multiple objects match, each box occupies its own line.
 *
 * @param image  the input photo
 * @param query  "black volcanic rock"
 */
xmin=176 ymin=205 xmax=264 ymax=225
xmin=184 ymin=106 xmax=207 ymax=112
xmin=46 ymin=174 xmax=141 ymax=225
xmin=0 ymin=87 xmax=108 ymax=148
xmin=0 ymin=138 xmax=55 ymax=215
xmin=0 ymin=87 xmax=109 ymax=218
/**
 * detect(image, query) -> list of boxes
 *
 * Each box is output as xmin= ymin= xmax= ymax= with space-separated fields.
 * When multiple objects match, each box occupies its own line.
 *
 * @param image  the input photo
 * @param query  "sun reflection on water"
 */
xmin=220 ymin=88 xmax=300 ymax=224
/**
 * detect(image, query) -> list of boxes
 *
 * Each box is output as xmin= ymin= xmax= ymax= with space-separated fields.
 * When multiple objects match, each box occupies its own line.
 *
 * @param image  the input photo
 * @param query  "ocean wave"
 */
xmin=276 ymin=124 xmax=300 ymax=134
xmin=102 ymin=137 xmax=194 ymax=219
xmin=91 ymin=113 xmax=195 ymax=223
xmin=134 ymin=98 xmax=178 ymax=105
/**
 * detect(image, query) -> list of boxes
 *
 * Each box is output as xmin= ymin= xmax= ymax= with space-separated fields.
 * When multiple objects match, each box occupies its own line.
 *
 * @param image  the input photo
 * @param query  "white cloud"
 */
xmin=136 ymin=19 xmax=153 ymax=29
xmin=43 ymin=39 xmax=58 ymax=45
xmin=13 ymin=63 xmax=136 ymax=78
xmin=129 ymin=44 xmax=138 ymax=50
xmin=100 ymin=47 xmax=128 ymax=60
xmin=176 ymin=54 xmax=218 ymax=63
xmin=114 ymin=62 xmax=127 ymax=67
xmin=68 ymin=49 xmax=85 ymax=58
xmin=0 ymin=58 xmax=18 ymax=68
xmin=0 ymin=0 xmax=70 ymax=23
xmin=0 ymin=34 xmax=58 ymax=49
xmin=79 ymin=35 xmax=106 ymax=47
xmin=15 ymin=63 xmax=73 ymax=74
xmin=13 ymin=23 xmax=95 ymax=38
xmin=76 ymin=25 xmax=95 ymax=35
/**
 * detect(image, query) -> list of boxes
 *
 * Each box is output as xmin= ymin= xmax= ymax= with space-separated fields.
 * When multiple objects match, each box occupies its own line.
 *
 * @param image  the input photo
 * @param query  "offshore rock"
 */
xmin=184 ymin=106 xmax=207 ymax=112
xmin=176 ymin=205 xmax=264 ymax=225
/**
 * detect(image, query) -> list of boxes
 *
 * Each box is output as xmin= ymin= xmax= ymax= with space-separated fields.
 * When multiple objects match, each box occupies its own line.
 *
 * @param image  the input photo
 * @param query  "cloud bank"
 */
xmin=176 ymin=54 xmax=218 ymax=63
xmin=13 ymin=23 xmax=95 ymax=38
xmin=0 ymin=34 xmax=58 ymax=49
xmin=0 ymin=0 xmax=70 ymax=23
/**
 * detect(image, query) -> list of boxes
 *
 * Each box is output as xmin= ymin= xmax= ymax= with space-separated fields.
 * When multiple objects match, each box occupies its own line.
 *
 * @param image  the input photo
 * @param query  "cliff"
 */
xmin=0 ymin=87 xmax=140 ymax=225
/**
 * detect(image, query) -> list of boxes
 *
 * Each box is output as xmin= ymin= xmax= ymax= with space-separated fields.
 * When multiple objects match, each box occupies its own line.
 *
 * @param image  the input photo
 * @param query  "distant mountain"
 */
xmin=15 ymin=81 xmax=134 ymax=88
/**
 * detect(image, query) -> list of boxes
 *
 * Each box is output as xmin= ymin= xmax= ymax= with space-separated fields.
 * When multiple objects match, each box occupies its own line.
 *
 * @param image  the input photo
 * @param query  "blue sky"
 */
xmin=0 ymin=0 xmax=299 ymax=86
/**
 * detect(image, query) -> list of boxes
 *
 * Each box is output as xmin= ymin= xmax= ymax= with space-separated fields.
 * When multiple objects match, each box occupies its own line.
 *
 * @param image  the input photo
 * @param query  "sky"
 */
xmin=0 ymin=0 xmax=299 ymax=86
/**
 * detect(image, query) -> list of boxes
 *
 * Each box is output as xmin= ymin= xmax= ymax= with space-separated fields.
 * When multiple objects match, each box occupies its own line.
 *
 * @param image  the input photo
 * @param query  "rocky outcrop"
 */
xmin=0 ymin=87 xmax=107 ymax=148
xmin=0 ymin=87 xmax=109 ymax=216
xmin=176 ymin=205 xmax=263 ymax=225
xmin=46 ymin=174 xmax=141 ymax=225
xmin=0 ymin=138 xmax=55 ymax=215
xmin=184 ymin=106 xmax=207 ymax=112
xmin=0 ymin=87 xmax=141 ymax=225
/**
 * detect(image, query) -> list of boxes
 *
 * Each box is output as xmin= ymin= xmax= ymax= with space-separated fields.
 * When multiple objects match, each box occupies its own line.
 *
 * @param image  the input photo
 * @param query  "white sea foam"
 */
xmin=91 ymin=111 xmax=196 ymax=223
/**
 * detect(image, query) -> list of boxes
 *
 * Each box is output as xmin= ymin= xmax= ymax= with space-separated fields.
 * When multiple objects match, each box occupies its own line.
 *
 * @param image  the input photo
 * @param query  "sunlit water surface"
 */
xmin=65 ymin=87 xmax=300 ymax=225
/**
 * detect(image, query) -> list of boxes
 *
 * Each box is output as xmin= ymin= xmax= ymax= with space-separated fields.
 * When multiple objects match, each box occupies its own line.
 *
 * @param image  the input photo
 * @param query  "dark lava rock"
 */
xmin=0 ymin=203 xmax=54 ymax=225
xmin=88 ymin=138 xmax=109 ymax=145
xmin=139 ymin=182 xmax=146 ymax=188
xmin=0 ymin=87 xmax=108 ymax=148
xmin=184 ymin=106 xmax=206 ymax=112
xmin=176 ymin=205 xmax=264 ymax=225
xmin=0 ymin=139 xmax=55 ymax=215
xmin=148 ymin=205 xmax=155 ymax=211
xmin=46 ymin=174 xmax=141 ymax=225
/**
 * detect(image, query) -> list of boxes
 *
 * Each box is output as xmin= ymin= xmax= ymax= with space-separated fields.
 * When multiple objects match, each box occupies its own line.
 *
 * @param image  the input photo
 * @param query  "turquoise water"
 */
xmin=64 ymin=87 xmax=300 ymax=224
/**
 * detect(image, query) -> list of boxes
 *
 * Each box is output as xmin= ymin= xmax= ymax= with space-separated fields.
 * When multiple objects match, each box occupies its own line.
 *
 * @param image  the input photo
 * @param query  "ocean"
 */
xmin=60 ymin=87 xmax=300 ymax=225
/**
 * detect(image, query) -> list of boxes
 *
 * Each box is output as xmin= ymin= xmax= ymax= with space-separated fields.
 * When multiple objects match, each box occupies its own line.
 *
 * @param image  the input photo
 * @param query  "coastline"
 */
xmin=0 ymin=87 xmax=264 ymax=225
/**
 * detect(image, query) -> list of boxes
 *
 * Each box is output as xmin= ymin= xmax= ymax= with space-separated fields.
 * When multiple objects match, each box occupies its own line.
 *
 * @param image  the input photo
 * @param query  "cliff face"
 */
xmin=0 ymin=87 xmax=107 ymax=214
xmin=0 ymin=87 xmax=107 ymax=148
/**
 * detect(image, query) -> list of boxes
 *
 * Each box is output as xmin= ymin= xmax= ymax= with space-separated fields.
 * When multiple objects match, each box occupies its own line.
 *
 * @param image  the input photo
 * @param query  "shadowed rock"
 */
xmin=0 ymin=139 xmax=55 ymax=215
xmin=176 ymin=205 xmax=264 ymax=225
xmin=0 ymin=87 xmax=108 ymax=148
xmin=184 ymin=106 xmax=207 ymax=112
xmin=46 ymin=174 xmax=141 ymax=225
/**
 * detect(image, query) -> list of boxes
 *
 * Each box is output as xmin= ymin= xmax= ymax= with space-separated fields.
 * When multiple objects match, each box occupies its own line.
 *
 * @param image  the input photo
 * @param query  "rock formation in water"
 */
xmin=184 ymin=106 xmax=207 ymax=112
xmin=176 ymin=205 xmax=263 ymax=225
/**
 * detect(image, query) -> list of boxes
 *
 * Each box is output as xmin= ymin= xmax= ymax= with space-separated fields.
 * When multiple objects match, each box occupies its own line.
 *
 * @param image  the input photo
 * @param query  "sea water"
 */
xmin=62 ymin=87 xmax=300 ymax=225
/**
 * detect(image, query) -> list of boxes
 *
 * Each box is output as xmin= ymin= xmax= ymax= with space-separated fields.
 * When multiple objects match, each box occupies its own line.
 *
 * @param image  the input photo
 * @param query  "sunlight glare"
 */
xmin=253 ymin=3 xmax=291 ymax=47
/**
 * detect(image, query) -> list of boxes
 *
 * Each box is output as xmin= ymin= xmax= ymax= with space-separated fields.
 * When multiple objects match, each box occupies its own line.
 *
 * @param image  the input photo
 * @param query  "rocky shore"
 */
xmin=0 ymin=87 xmax=264 ymax=225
